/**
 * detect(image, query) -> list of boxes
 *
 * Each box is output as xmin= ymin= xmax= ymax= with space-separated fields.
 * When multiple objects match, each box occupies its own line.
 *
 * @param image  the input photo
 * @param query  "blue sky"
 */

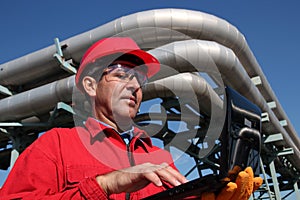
xmin=0 ymin=0 xmax=299 ymax=198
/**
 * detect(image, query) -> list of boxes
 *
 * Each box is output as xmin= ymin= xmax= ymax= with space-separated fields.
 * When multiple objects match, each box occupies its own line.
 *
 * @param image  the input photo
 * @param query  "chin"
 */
xmin=113 ymin=112 xmax=136 ymax=122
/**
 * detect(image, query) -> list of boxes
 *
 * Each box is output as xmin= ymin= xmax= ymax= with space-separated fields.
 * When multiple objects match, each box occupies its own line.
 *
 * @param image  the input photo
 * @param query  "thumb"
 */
xmin=216 ymin=182 xmax=237 ymax=200
xmin=253 ymin=177 xmax=263 ymax=191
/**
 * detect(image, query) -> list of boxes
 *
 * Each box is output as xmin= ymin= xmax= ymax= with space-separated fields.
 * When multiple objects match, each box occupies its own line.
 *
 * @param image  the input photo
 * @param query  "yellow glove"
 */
xmin=201 ymin=166 xmax=263 ymax=200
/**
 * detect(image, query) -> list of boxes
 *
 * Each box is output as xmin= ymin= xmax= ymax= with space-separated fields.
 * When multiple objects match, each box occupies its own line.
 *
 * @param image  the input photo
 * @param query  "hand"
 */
xmin=201 ymin=167 xmax=263 ymax=200
xmin=96 ymin=162 xmax=188 ymax=195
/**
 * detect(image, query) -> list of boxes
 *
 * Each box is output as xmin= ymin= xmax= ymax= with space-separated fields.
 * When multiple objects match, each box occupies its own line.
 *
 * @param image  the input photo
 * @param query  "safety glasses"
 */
xmin=103 ymin=64 xmax=148 ymax=86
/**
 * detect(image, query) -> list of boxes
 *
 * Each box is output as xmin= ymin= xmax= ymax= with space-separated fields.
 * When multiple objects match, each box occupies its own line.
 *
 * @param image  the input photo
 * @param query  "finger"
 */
xmin=216 ymin=182 xmax=237 ymax=200
xmin=132 ymin=163 xmax=187 ymax=188
xmin=201 ymin=192 xmax=216 ymax=200
xmin=244 ymin=167 xmax=254 ymax=199
xmin=228 ymin=166 xmax=242 ymax=176
xmin=162 ymin=164 xmax=188 ymax=184
xmin=123 ymin=163 xmax=165 ymax=187
xmin=143 ymin=170 xmax=163 ymax=187
xmin=141 ymin=163 xmax=182 ymax=187
xmin=253 ymin=177 xmax=263 ymax=191
xmin=229 ymin=171 xmax=249 ymax=200
xmin=227 ymin=166 xmax=242 ymax=181
xmin=154 ymin=166 xmax=184 ymax=187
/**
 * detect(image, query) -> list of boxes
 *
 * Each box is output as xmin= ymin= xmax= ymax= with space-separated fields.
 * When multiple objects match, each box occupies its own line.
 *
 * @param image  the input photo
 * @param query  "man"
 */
xmin=0 ymin=37 xmax=261 ymax=200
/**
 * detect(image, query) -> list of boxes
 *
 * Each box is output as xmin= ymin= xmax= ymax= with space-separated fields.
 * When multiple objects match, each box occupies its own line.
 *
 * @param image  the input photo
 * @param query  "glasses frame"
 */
xmin=102 ymin=64 xmax=148 ymax=86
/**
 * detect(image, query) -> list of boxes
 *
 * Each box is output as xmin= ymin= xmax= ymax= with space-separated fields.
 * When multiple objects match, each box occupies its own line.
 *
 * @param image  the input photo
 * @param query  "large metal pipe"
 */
xmin=0 ymin=8 xmax=298 ymax=170
xmin=0 ymin=76 xmax=75 ymax=121
xmin=0 ymin=72 xmax=222 ymax=123
xmin=1 ymin=9 xmax=238 ymax=86
xmin=1 ymin=39 xmax=299 ymax=170
xmin=149 ymin=40 xmax=300 ymax=146
xmin=148 ymin=40 xmax=300 ymax=168
xmin=0 ymin=9 xmax=296 ymax=150
xmin=143 ymin=72 xmax=224 ymax=117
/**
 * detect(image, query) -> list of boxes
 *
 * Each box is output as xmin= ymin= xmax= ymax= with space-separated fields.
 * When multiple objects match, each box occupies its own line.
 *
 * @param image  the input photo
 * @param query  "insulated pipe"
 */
xmin=2 ymin=39 xmax=298 ymax=166
xmin=0 ymin=9 xmax=239 ymax=85
xmin=0 ymin=76 xmax=75 ymax=121
xmin=143 ymin=72 xmax=224 ymax=116
xmin=148 ymin=40 xmax=300 ymax=168
xmin=149 ymin=40 xmax=299 ymax=143
xmin=0 ymin=8 xmax=252 ymax=87
xmin=0 ymin=8 xmax=298 ymax=169
xmin=0 ymin=41 xmax=299 ymax=170
xmin=0 ymin=72 xmax=222 ymax=123
xmin=0 ymin=46 xmax=61 ymax=86
xmin=0 ymin=9 xmax=295 ymax=150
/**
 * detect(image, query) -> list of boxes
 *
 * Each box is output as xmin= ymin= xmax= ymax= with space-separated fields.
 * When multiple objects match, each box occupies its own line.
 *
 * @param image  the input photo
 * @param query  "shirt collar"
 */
xmin=84 ymin=117 xmax=152 ymax=146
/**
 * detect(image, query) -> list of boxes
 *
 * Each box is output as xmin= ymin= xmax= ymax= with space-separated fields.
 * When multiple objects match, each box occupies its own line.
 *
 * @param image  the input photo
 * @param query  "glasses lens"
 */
xmin=105 ymin=64 xmax=148 ymax=85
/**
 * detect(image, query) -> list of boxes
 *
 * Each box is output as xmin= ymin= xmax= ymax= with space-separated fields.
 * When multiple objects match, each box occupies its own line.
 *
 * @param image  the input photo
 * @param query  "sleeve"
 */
xmin=0 ymin=129 xmax=108 ymax=200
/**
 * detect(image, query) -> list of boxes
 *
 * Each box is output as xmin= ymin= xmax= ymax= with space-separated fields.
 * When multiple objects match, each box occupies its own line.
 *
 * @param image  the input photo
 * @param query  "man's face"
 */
xmin=93 ymin=64 xmax=144 ymax=129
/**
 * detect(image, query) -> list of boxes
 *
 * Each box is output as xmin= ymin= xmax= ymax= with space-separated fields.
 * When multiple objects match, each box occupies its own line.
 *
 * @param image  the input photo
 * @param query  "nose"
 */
xmin=126 ymin=76 xmax=141 ymax=92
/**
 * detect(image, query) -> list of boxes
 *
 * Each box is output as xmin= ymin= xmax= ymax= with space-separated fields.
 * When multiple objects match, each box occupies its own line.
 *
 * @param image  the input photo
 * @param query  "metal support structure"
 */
xmin=0 ymin=102 xmax=75 ymax=170
xmin=260 ymin=132 xmax=297 ymax=199
xmin=53 ymin=38 xmax=77 ymax=74
xmin=277 ymin=148 xmax=294 ymax=157
xmin=264 ymin=133 xmax=283 ymax=144
xmin=251 ymin=76 xmax=262 ymax=86
xmin=269 ymin=161 xmax=281 ymax=200
xmin=294 ymin=181 xmax=300 ymax=200
xmin=259 ymin=157 xmax=274 ymax=200
xmin=9 ymin=149 xmax=19 ymax=170
xmin=0 ymin=9 xmax=299 ymax=198
xmin=267 ymin=101 xmax=276 ymax=110
xmin=261 ymin=132 xmax=290 ymax=199
xmin=261 ymin=113 xmax=270 ymax=123
xmin=55 ymin=102 xmax=75 ymax=115
xmin=279 ymin=120 xmax=287 ymax=127
xmin=0 ymin=85 xmax=12 ymax=96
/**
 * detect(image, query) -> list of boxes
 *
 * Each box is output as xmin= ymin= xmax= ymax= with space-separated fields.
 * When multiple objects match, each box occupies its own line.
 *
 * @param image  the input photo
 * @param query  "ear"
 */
xmin=82 ymin=76 xmax=97 ymax=97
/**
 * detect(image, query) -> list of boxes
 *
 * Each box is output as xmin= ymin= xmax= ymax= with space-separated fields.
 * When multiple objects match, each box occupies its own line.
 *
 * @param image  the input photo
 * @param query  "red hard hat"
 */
xmin=75 ymin=37 xmax=160 ymax=91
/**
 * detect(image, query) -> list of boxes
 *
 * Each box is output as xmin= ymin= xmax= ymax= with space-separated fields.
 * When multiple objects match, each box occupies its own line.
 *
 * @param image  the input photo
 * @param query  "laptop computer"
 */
xmin=142 ymin=87 xmax=261 ymax=200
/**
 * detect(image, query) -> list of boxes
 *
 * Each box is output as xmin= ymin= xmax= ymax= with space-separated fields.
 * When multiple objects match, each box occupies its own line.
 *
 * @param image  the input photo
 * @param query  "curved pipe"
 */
xmin=0 ymin=76 xmax=75 ymax=121
xmin=148 ymin=40 xmax=300 ymax=168
xmin=143 ymin=72 xmax=224 ymax=116
xmin=0 ymin=72 xmax=222 ymax=123
xmin=0 ymin=9 xmax=295 ymax=150
xmin=0 ymin=8 xmax=250 ymax=86
xmin=0 ymin=9 xmax=295 ymax=149
xmin=149 ymin=40 xmax=300 ymax=143
xmin=0 ymin=8 xmax=298 ymax=170
xmin=0 ymin=41 xmax=299 ymax=170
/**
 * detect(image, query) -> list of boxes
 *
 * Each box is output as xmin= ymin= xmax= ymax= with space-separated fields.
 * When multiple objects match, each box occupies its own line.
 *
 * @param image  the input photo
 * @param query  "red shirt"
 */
xmin=0 ymin=118 xmax=176 ymax=200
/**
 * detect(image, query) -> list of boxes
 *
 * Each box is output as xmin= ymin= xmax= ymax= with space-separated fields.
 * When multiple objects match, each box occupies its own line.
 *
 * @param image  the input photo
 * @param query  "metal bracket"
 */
xmin=251 ymin=76 xmax=262 ymax=86
xmin=264 ymin=133 xmax=283 ymax=143
xmin=46 ymin=102 xmax=76 ymax=124
xmin=56 ymin=102 xmax=75 ymax=115
xmin=267 ymin=101 xmax=276 ymax=109
xmin=280 ymin=119 xmax=288 ymax=127
xmin=53 ymin=37 xmax=77 ymax=74
xmin=0 ymin=127 xmax=8 ymax=134
xmin=261 ymin=112 xmax=269 ymax=122
xmin=0 ymin=85 xmax=12 ymax=96
xmin=277 ymin=147 xmax=294 ymax=157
